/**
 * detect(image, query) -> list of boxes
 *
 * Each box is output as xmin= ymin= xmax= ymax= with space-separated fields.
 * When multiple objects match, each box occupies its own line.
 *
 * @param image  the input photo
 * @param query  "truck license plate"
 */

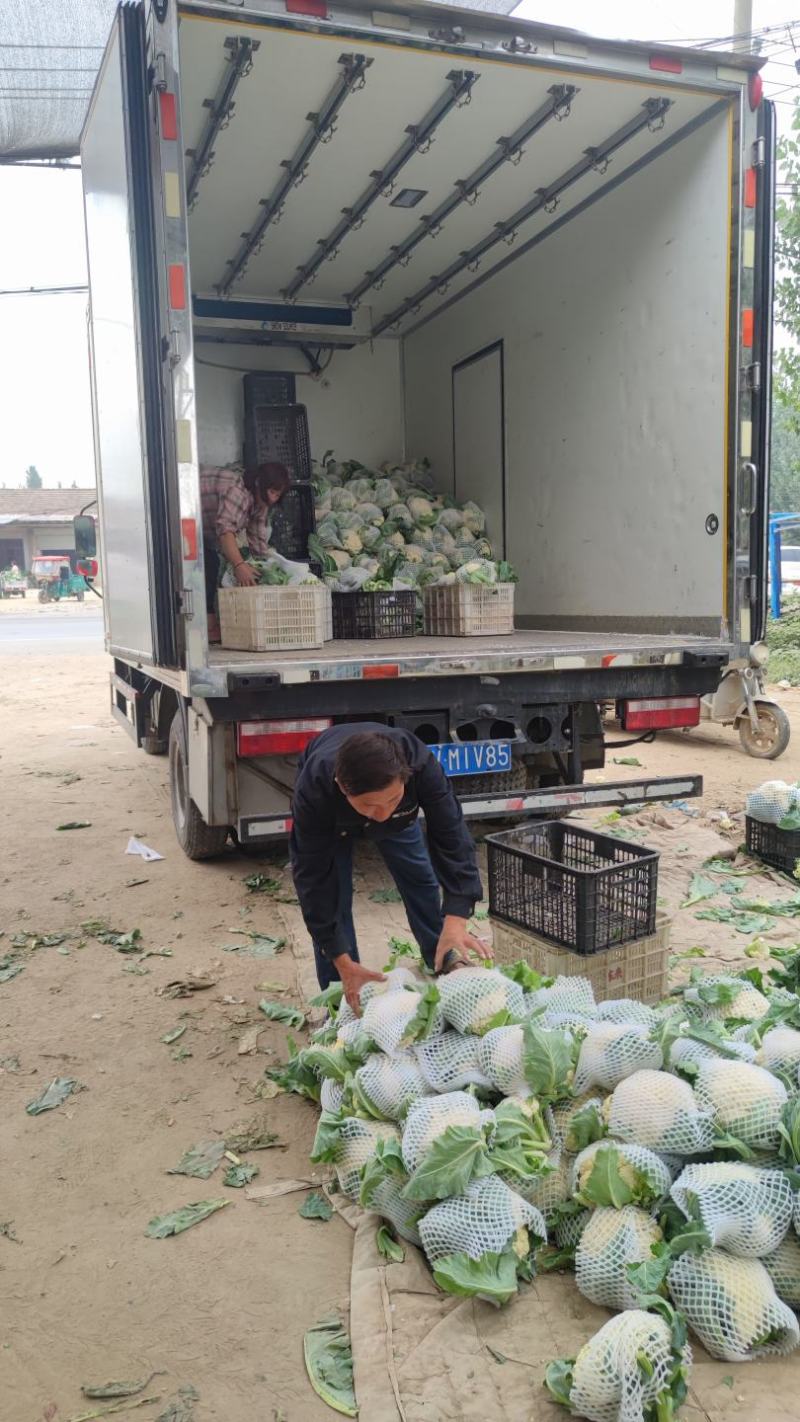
xmin=430 ymin=741 xmax=512 ymax=777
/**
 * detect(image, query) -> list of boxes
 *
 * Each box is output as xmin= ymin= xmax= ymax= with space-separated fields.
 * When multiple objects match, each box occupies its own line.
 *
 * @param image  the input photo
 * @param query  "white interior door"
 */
xmin=452 ymin=342 xmax=505 ymax=557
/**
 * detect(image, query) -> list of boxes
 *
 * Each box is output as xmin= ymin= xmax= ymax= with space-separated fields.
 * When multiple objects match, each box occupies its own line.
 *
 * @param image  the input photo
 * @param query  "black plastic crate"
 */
xmin=243 ymin=371 xmax=297 ymax=407
xmin=269 ymin=482 xmax=316 ymax=562
xmin=746 ymin=815 xmax=800 ymax=875
xmin=244 ymin=403 xmax=312 ymax=482
xmin=332 ymin=589 xmax=416 ymax=640
xmin=487 ymin=820 xmax=659 ymax=954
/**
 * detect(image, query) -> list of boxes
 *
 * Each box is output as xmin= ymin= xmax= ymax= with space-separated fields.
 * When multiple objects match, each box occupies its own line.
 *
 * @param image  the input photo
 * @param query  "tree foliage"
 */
xmin=772 ymin=107 xmax=800 ymax=512
xmin=24 ymin=465 xmax=42 ymax=489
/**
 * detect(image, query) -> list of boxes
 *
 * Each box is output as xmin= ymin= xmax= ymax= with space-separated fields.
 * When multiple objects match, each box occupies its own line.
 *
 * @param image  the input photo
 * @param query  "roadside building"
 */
xmin=0 ymin=489 xmax=96 ymax=572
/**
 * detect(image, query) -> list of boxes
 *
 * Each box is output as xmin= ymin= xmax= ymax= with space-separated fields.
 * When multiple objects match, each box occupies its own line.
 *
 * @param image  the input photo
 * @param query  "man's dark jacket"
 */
xmin=290 ymin=723 xmax=483 ymax=962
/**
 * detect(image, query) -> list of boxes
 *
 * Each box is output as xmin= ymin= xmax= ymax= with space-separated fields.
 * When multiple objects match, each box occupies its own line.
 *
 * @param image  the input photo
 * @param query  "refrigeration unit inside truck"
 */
xmin=78 ymin=0 xmax=773 ymax=856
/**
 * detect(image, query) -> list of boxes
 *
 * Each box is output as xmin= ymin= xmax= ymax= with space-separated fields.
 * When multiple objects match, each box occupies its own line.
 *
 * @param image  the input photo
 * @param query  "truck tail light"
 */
xmin=237 ymin=718 xmax=332 ymax=757
xmin=621 ymin=697 xmax=701 ymax=731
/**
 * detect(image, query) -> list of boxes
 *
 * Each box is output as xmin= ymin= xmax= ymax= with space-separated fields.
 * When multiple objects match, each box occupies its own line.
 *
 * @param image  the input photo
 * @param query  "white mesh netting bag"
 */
xmin=763 ymin=1232 xmax=800 ymax=1307
xmin=553 ymin=1207 xmax=591 ymax=1252
xmin=594 ymin=999 xmax=660 ymax=1029
xmin=418 ymin=1173 xmax=546 ymax=1264
xmin=478 ymin=1025 xmax=527 ymax=1095
xmin=361 ymin=986 xmax=443 ymax=1056
xmin=605 ymin=1070 xmax=715 ymax=1155
xmin=571 ymin=1141 xmax=672 ymax=1211
xmin=668 ymin=1034 xmax=757 ymax=1073
xmin=684 ymin=978 xmax=770 ymax=1025
xmin=414 ymin=1030 xmax=492 ymax=1093
xmin=368 ymin=1174 xmax=423 ymax=1246
xmin=550 ymin=1094 xmax=606 ymax=1155
xmin=319 ymin=1078 xmax=344 ymax=1114
xmin=670 ymin=1162 xmax=794 ymax=1257
xmin=336 ymin=1018 xmax=374 ymax=1053
xmin=551 ymin=1309 xmax=692 ymax=1422
xmin=759 ymin=1026 xmax=800 ymax=1079
xmin=401 ymin=1090 xmax=490 ymax=1174
xmin=575 ymin=1206 xmax=663 ymax=1311
xmin=746 ymin=779 xmax=799 ymax=825
xmin=693 ymin=1059 xmax=788 ymax=1153
xmin=573 ymin=1023 xmax=663 ymax=1095
xmin=795 ymin=1192 xmax=800 ymax=1234
xmin=333 ymin=1118 xmax=401 ymax=1200
xmin=353 ymin=1051 xmax=431 ymax=1121
xmin=538 ymin=1010 xmax=595 ymax=1033
xmin=505 ymin=1152 xmax=571 ymax=1221
xmin=668 ymin=1248 xmax=800 ymax=1362
xmin=437 ymin=968 xmax=524 ymax=1035
xmin=526 ymin=975 xmax=596 ymax=1018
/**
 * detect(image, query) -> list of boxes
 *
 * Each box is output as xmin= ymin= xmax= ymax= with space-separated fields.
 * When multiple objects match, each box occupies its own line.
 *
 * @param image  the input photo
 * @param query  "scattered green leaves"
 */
xmin=308 ymin=982 xmax=344 ymax=1011
xmin=56 ymin=821 xmax=92 ymax=831
xmin=167 ymin=1140 xmax=225 ymax=1180
xmin=299 ymin=1190 xmax=333 ymax=1221
xmin=303 ymin=1315 xmax=357 ymax=1418
xmin=498 ymin=961 xmax=553 ymax=992
xmin=26 ymin=1076 xmax=80 ymax=1115
xmin=432 ymin=1249 xmax=519 ymax=1305
xmin=82 ymin=1377 xmax=159 ymax=1401
xmin=244 ymin=873 xmax=282 ymax=894
xmin=613 ymin=756 xmax=642 ymax=767
xmin=259 ymin=999 xmax=306 ymax=1029
xmin=369 ymin=887 xmax=402 ymax=903
xmin=376 ymin=1224 xmax=405 ymax=1262
xmin=224 ymin=1162 xmax=259 ymax=1188
xmin=0 ymin=957 xmax=24 ymax=983
xmin=226 ymin=1119 xmax=282 ymax=1153
xmin=161 ymin=1025 xmax=187 ymax=1045
xmin=223 ymin=933 xmax=286 ymax=958
xmin=681 ymin=874 xmax=718 ymax=908
xmin=145 ymin=1200 xmax=228 ymax=1238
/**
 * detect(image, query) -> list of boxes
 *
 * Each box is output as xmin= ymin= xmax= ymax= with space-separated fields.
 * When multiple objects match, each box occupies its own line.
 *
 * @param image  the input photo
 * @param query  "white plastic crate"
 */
xmin=219 ymin=584 xmax=330 ymax=652
xmin=423 ymin=582 xmax=515 ymax=636
xmin=490 ymin=912 xmax=671 ymax=1005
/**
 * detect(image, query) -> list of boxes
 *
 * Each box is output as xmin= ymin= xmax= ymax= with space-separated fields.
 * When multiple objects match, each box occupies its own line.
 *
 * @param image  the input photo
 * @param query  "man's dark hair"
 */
xmin=335 ymin=732 xmax=411 ymax=797
xmin=243 ymin=461 xmax=291 ymax=503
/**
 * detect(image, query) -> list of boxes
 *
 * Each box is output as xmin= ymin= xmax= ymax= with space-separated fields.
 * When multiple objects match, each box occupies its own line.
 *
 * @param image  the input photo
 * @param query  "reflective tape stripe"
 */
xmin=163 ymin=172 xmax=181 ymax=218
xmin=743 ymin=229 xmax=755 ymax=268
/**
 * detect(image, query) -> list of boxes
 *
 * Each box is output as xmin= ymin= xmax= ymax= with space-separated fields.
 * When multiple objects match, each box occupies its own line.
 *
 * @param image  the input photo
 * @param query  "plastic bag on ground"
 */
xmin=667 ymin=1248 xmax=800 ymax=1361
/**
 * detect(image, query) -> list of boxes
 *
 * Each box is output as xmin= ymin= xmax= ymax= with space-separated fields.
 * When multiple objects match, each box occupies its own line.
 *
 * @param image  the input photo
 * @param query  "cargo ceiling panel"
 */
xmin=179 ymin=12 xmax=735 ymax=339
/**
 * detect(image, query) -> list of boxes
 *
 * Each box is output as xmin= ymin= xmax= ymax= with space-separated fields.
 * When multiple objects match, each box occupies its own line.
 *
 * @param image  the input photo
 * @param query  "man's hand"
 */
xmin=333 ymin=955 xmax=386 ymax=1016
xmin=234 ymin=560 xmax=258 ymax=587
xmin=434 ymin=915 xmax=491 ymax=973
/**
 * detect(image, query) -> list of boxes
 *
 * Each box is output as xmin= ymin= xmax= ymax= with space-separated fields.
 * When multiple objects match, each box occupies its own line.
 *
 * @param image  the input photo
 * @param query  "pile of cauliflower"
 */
xmin=309 ymin=454 xmax=516 ymax=592
xmin=273 ymin=954 xmax=800 ymax=1422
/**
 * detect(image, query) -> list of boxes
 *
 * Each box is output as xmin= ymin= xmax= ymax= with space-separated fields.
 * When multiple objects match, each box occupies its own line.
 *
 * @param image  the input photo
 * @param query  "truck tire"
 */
xmin=738 ymin=701 xmax=791 ymax=760
xmin=169 ymin=710 xmax=230 ymax=859
xmin=76 ymin=588 xmax=85 ymax=602
xmin=142 ymin=687 xmax=175 ymax=756
xmin=38 ymin=588 xmax=48 ymax=603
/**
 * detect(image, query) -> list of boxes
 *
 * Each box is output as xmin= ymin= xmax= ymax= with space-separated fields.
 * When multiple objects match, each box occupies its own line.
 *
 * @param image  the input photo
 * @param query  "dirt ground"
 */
xmin=3 ymin=598 xmax=800 ymax=1422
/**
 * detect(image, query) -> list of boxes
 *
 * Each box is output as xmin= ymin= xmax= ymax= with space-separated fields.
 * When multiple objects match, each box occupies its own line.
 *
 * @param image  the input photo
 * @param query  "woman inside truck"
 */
xmin=200 ymin=459 xmax=291 ymax=642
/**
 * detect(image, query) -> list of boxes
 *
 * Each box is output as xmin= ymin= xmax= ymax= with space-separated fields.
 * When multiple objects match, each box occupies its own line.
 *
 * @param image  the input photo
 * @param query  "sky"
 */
xmin=0 ymin=1 xmax=798 ymax=487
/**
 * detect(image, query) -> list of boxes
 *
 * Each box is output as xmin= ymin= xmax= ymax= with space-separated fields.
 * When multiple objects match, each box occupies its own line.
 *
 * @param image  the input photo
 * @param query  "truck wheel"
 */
xmin=38 ymin=588 xmax=48 ymax=603
xmin=76 ymin=588 xmax=85 ymax=602
xmin=169 ymin=710 xmax=230 ymax=859
xmin=738 ymin=702 xmax=791 ymax=760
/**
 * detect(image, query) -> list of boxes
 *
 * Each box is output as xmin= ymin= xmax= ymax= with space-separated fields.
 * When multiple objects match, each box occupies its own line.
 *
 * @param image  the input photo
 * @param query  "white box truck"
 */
xmin=76 ymin=0 xmax=776 ymax=857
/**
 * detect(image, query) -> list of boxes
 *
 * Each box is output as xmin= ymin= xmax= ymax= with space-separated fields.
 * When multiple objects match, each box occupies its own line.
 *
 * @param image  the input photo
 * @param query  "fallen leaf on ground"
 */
xmin=0 ymin=1220 xmax=20 ymax=1243
xmin=612 ymin=756 xmax=642 ymax=767
xmin=156 ymin=1386 xmax=199 ymax=1422
xmin=82 ymin=1375 xmax=160 ymax=1400
xmin=246 ymin=1177 xmax=320 ymax=1201
xmin=26 ymin=1077 xmax=81 ymax=1115
xmin=0 ymin=959 xmax=24 ymax=983
xmin=259 ymin=999 xmax=305 ymax=1029
xmin=299 ymin=1191 xmax=333 ymax=1220
xmin=237 ymin=1025 xmax=261 ymax=1055
xmin=303 ymin=1315 xmax=356 ymax=1418
xmin=159 ymin=976 xmax=217 ymax=998
xmin=376 ymin=1224 xmax=405 ymax=1262
xmin=145 ymin=1201 xmax=228 ymax=1238
xmin=368 ymin=888 xmax=402 ymax=903
xmin=67 ymin=1396 xmax=162 ymax=1422
xmin=56 ymin=821 xmax=92 ymax=831
xmin=224 ymin=1163 xmax=259 ymax=1188
xmin=161 ymin=1025 xmax=187 ymax=1045
xmin=223 ymin=934 xmax=286 ymax=958
xmin=168 ymin=1140 xmax=225 ymax=1179
xmin=226 ymin=1116 xmax=283 ymax=1152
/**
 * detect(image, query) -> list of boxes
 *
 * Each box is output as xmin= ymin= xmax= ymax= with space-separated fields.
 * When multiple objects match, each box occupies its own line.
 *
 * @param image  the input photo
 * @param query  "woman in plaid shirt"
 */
xmin=200 ymin=460 xmax=291 ymax=640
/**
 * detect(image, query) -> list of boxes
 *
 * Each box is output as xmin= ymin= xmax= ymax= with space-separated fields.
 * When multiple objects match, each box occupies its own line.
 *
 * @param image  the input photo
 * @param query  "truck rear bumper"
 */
xmin=237 ymin=772 xmax=702 ymax=842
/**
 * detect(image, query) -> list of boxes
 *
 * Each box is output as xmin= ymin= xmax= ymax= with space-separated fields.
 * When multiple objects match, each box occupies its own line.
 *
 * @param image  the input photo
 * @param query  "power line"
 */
xmin=0 ymin=284 xmax=88 ymax=296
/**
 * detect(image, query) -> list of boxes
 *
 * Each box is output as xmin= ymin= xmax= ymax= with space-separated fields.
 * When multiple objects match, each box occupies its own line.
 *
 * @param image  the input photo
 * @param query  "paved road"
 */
xmin=0 ymin=609 xmax=104 ymax=652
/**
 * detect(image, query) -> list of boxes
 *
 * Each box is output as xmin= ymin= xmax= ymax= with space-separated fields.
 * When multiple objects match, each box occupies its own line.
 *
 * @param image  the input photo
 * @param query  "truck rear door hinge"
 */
xmin=152 ymin=51 xmax=168 ymax=92
xmin=177 ymin=588 xmax=195 ymax=618
xmin=751 ymin=136 xmax=765 ymax=169
xmin=740 ymin=361 xmax=761 ymax=392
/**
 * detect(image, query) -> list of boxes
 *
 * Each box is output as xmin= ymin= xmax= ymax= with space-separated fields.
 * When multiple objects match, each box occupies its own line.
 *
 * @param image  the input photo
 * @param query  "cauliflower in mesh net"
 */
xmin=418 ymin=1175 xmax=546 ymax=1305
xmin=758 ymin=1026 xmax=800 ymax=1079
xmin=550 ymin=1094 xmax=607 ymax=1156
xmin=437 ymin=968 xmax=524 ymax=1036
xmin=352 ymin=1051 xmax=430 ymax=1122
xmin=668 ymin=1248 xmax=800 ymax=1361
xmin=575 ymin=1205 xmax=663 ymax=1311
xmin=478 ymin=1024 xmax=527 ymax=1095
xmin=545 ymin=1308 xmax=692 ymax=1422
xmin=401 ymin=1090 xmax=486 ymax=1174
xmin=310 ymin=1114 xmax=400 ymax=1201
xmin=572 ymin=1022 xmax=663 ymax=1095
xmin=414 ymin=1030 xmax=492 ymax=1093
xmin=594 ymin=999 xmax=660 ymax=1029
xmin=571 ymin=1141 xmax=672 ymax=1211
xmin=361 ymin=984 xmax=442 ymax=1056
xmin=763 ymin=1231 xmax=800 ymax=1307
xmin=693 ymin=1058 xmax=788 ymax=1153
xmin=604 ymin=1070 xmax=715 ymax=1155
xmin=670 ymin=1161 xmax=794 ymax=1257
xmin=683 ymin=976 xmax=770 ymax=1025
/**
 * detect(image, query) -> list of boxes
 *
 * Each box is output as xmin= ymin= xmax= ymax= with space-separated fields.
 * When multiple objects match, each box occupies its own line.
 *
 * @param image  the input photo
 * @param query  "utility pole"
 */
xmin=733 ymin=0 xmax=753 ymax=51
